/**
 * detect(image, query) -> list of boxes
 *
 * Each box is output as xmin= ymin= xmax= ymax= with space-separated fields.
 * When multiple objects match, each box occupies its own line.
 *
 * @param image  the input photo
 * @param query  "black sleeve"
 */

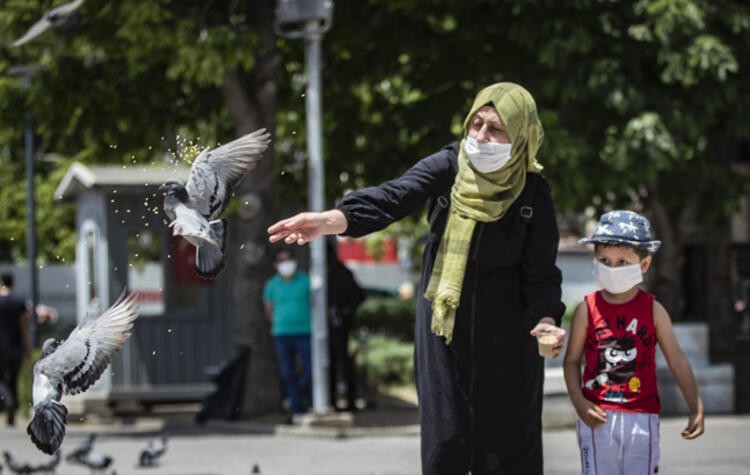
xmin=521 ymin=175 xmax=566 ymax=330
xmin=335 ymin=144 xmax=457 ymax=238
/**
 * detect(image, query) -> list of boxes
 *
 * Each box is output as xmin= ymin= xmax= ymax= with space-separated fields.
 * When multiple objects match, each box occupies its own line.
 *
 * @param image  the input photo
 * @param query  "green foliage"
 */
xmin=0 ymin=0 xmax=263 ymax=263
xmin=0 ymin=0 xmax=747 ymax=320
xmin=354 ymin=295 xmax=416 ymax=341
xmin=358 ymin=334 xmax=414 ymax=388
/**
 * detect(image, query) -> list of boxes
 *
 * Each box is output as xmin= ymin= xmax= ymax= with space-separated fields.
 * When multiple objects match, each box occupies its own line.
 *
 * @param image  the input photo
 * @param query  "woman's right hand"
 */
xmin=267 ymin=209 xmax=347 ymax=245
xmin=573 ymin=397 xmax=607 ymax=428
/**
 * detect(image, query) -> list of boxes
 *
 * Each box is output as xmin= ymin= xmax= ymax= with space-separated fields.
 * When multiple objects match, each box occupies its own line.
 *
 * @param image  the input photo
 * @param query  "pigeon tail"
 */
xmin=27 ymin=400 xmax=68 ymax=455
xmin=195 ymin=219 xmax=227 ymax=279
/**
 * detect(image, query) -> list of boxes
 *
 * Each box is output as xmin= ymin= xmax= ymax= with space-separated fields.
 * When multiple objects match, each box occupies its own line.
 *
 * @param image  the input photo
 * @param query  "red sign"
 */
xmin=336 ymin=238 xmax=399 ymax=263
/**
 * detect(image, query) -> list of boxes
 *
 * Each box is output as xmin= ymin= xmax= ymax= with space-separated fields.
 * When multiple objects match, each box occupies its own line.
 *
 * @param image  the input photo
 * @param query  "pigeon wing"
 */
xmin=185 ymin=128 xmax=270 ymax=220
xmin=50 ymin=0 xmax=86 ymax=17
xmin=11 ymin=17 xmax=52 ymax=47
xmin=37 ymin=291 xmax=139 ymax=396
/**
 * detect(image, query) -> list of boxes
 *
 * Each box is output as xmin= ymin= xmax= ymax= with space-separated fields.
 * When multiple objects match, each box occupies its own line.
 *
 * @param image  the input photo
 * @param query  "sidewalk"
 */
xmin=2 ymin=407 xmax=748 ymax=474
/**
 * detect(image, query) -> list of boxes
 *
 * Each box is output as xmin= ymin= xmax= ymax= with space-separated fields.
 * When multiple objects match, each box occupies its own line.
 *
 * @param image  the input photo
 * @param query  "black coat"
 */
xmin=337 ymin=143 xmax=565 ymax=475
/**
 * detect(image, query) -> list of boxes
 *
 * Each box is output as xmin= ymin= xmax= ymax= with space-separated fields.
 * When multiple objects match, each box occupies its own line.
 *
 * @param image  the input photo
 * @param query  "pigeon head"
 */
xmin=40 ymin=338 xmax=60 ymax=358
xmin=159 ymin=180 xmax=189 ymax=202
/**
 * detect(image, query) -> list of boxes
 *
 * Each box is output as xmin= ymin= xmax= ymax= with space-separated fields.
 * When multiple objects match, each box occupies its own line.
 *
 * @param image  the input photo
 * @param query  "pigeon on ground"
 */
xmin=66 ymin=449 xmax=112 ymax=473
xmin=65 ymin=434 xmax=96 ymax=464
xmin=10 ymin=0 xmax=85 ymax=47
xmin=137 ymin=435 xmax=167 ymax=467
xmin=26 ymin=292 xmax=139 ymax=455
xmin=2 ymin=451 xmax=33 ymax=474
xmin=31 ymin=450 xmax=60 ymax=474
xmin=160 ymin=128 xmax=271 ymax=279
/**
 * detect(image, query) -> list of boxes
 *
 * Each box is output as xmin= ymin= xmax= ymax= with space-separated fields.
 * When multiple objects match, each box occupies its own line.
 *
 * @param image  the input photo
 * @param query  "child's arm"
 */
xmin=654 ymin=300 xmax=705 ymax=439
xmin=563 ymin=301 xmax=607 ymax=427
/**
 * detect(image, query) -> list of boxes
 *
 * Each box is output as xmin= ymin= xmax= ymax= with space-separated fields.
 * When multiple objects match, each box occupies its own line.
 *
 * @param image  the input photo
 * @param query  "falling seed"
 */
xmin=167 ymin=328 xmax=172 ymax=333
xmin=152 ymin=350 xmax=157 ymax=356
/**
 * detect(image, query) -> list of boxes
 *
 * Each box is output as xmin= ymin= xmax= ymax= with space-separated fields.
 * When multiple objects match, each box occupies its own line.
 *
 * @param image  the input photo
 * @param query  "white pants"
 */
xmin=576 ymin=410 xmax=660 ymax=475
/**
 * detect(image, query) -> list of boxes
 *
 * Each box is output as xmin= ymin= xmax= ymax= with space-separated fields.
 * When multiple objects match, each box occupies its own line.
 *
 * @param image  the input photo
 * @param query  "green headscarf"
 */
xmin=424 ymin=82 xmax=545 ymax=343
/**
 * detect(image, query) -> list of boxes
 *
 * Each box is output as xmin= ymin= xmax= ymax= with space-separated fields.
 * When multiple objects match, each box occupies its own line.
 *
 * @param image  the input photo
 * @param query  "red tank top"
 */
xmin=581 ymin=289 xmax=661 ymax=414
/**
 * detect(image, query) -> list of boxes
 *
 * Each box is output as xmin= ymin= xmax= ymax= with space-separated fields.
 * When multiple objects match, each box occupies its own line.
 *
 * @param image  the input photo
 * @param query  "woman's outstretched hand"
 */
xmin=267 ymin=209 xmax=348 ymax=245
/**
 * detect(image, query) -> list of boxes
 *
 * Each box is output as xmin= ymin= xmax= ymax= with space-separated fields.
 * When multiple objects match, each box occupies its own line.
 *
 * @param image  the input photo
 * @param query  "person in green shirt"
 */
xmin=263 ymin=248 xmax=312 ymax=416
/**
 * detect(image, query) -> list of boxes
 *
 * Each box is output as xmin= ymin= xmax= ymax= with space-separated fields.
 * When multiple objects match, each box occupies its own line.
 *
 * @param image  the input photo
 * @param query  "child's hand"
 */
xmin=681 ymin=411 xmax=704 ymax=439
xmin=573 ymin=398 xmax=607 ymax=428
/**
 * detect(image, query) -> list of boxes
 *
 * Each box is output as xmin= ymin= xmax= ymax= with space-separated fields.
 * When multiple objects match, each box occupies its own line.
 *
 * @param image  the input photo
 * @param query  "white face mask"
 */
xmin=593 ymin=259 xmax=643 ymax=294
xmin=277 ymin=260 xmax=297 ymax=278
xmin=464 ymin=136 xmax=512 ymax=173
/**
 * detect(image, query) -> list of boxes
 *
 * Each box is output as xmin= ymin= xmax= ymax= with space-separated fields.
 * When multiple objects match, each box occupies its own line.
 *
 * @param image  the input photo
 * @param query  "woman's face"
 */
xmin=467 ymin=105 xmax=510 ymax=144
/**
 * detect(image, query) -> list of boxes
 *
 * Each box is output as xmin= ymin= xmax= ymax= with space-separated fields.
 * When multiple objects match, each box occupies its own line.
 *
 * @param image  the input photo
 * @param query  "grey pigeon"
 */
xmin=65 ymin=434 xmax=96 ymax=464
xmin=160 ymin=128 xmax=270 ymax=279
xmin=137 ymin=435 xmax=167 ymax=467
xmin=11 ymin=0 xmax=85 ymax=47
xmin=2 ymin=451 xmax=32 ymax=474
xmin=66 ymin=449 xmax=112 ymax=473
xmin=32 ymin=450 xmax=60 ymax=473
xmin=27 ymin=292 xmax=139 ymax=455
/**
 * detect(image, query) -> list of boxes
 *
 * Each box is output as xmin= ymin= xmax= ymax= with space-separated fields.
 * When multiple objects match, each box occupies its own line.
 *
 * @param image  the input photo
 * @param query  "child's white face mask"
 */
xmin=464 ymin=137 xmax=512 ymax=173
xmin=592 ymin=259 xmax=643 ymax=294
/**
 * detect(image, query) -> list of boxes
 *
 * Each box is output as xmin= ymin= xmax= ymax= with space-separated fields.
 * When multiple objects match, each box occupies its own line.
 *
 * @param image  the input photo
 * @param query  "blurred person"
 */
xmin=268 ymin=82 xmax=566 ymax=474
xmin=0 ymin=272 xmax=31 ymax=426
xmin=263 ymin=249 xmax=312 ymax=419
xmin=326 ymin=239 xmax=365 ymax=411
xmin=564 ymin=210 xmax=704 ymax=475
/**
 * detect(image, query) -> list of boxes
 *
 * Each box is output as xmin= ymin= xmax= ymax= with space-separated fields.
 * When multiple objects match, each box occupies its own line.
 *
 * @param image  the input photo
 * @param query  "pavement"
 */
xmin=1 ymin=399 xmax=748 ymax=475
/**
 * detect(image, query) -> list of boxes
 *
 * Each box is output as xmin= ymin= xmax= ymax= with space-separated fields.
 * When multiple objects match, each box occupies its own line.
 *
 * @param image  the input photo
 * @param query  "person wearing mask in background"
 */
xmin=0 ymin=272 xmax=31 ymax=426
xmin=263 ymin=249 xmax=313 ymax=421
xmin=268 ymin=82 xmax=566 ymax=474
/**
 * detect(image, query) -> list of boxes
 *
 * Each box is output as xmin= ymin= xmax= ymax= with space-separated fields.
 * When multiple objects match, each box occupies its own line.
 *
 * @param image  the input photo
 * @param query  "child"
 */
xmin=563 ymin=210 xmax=704 ymax=475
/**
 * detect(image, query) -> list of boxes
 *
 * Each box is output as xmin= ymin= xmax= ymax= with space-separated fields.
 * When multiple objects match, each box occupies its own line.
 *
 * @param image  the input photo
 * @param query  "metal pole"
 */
xmin=22 ymin=73 xmax=38 ymax=348
xmin=304 ymin=19 xmax=329 ymax=413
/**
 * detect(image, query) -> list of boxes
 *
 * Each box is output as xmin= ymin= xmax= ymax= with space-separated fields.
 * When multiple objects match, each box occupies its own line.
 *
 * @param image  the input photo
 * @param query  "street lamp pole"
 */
xmin=275 ymin=0 xmax=334 ymax=413
xmin=8 ymin=64 xmax=41 ymax=347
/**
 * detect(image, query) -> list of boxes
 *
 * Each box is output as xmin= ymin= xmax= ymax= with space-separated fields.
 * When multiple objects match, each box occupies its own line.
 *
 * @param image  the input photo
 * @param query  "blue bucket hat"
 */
xmin=579 ymin=210 xmax=661 ymax=253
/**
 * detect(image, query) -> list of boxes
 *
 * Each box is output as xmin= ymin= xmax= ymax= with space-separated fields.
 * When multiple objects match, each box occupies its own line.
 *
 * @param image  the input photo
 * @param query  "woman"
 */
xmin=268 ymin=82 xmax=566 ymax=474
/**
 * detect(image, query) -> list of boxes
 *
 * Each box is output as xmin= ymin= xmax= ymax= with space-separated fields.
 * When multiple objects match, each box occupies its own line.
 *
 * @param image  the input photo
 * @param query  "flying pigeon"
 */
xmin=160 ymin=128 xmax=271 ymax=279
xmin=27 ymin=292 xmax=140 ymax=455
xmin=137 ymin=435 xmax=168 ymax=467
xmin=10 ymin=0 xmax=85 ymax=47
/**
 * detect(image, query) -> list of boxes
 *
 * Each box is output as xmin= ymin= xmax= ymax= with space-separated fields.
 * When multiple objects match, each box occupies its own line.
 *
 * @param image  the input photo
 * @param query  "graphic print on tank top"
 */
xmin=582 ymin=289 xmax=660 ymax=413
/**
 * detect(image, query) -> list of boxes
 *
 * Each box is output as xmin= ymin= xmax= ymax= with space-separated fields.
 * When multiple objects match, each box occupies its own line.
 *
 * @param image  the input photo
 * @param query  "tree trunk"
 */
xmin=223 ymin=0 xmax=283 ymax=416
